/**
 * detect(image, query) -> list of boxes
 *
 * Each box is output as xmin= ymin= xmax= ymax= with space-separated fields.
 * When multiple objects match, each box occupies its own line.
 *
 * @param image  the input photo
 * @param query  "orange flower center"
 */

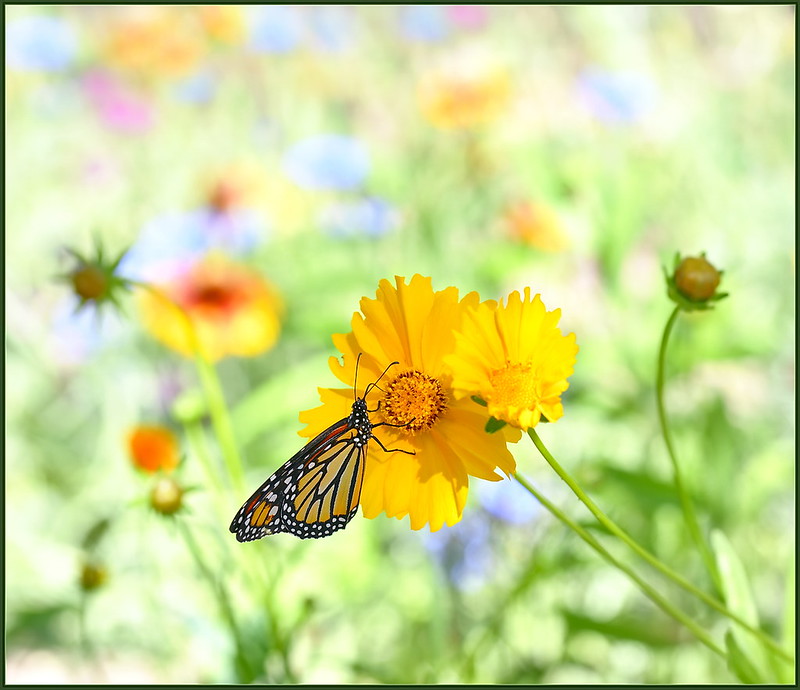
xmin=185 ymin=281 xmax=243 ymax=313
xmin=488 ymin=362 xmax=537 ymax=410
xmin=382 ymin=370 xmax=447 ymax=433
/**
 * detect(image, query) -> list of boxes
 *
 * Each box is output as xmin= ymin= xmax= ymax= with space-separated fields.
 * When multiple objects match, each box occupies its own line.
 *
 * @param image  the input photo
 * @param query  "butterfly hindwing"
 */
xmin=229 ymin=407 xmax=371 ymax=542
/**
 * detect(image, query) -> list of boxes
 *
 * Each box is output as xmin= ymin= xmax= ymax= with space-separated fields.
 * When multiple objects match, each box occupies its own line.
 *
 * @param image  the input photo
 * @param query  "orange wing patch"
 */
xmin=249 ymin=500 xmax=276 ymax=528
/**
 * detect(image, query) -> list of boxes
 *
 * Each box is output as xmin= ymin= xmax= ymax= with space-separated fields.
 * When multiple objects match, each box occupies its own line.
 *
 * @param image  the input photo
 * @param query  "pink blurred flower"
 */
xmin=446 ymin=5 xmax=489 ymax=31
xmin=83 ymin=70 xmax=156 ymax=134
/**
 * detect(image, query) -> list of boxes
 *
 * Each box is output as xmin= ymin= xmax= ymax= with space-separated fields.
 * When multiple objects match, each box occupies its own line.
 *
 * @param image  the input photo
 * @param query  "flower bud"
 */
xmin=150 ymin=476 xmax=184 ymax=515
xmin=664 ymin=252 xmax=728 ymax=312
xmin=60 ymin=241 xmax=131 ymax=314
xmin=71 ymin=264 xmax=109 ymax=301
xmin=79 ymin=561 xmax=108 ymax=591
xmin=674 ymin=256 xmax=721 ymax=301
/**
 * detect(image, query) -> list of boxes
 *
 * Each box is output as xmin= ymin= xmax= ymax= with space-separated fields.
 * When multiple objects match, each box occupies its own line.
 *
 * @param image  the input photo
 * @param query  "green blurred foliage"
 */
xmin=5 ymin=4 xmax=795 ymax=684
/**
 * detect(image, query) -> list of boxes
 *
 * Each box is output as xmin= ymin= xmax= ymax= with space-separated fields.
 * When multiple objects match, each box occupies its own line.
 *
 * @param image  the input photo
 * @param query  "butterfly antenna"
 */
xmin=364 ymin=360 xmax=399 ymax=398
xmin=353 ymin=352 xmax=363 ymax=402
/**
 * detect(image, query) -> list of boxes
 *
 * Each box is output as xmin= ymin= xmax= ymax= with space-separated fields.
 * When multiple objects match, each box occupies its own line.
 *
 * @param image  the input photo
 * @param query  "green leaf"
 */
xmin=562 ymin=608 xmax=681 ymax=648
xmin=470 ymin=395 xmax=487 ymax=407
xmin=711 ymin=530 xmax=774 ymax=682
xmin=774 ymin=557 xmax=796 ymax=683
xmin=82 ymin=516 xmax=112 ymax=550
xmin=484 ymin=416 xmax=506 ymax=433
xmin=725 ymin=630 xmax=765 ymax=684
xmin=594 ymin=463 xmax=680 ymax=511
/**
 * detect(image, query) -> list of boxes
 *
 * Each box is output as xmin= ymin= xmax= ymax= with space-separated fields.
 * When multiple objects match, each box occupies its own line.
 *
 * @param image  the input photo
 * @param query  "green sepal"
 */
xmin=471 ymin=395 xmax=487 ymax=407
xmin=485 ymin=416 xmax=507 ymax=433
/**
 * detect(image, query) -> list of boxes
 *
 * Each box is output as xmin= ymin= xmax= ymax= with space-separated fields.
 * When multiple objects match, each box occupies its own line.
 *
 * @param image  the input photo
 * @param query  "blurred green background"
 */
xmin=5 ymin=4 xmax=795 ymax=683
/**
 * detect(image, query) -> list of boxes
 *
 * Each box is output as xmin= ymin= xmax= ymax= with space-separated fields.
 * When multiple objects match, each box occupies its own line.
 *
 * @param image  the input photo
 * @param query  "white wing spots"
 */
xmin=230 ymin=395 xmax=378 ymax=542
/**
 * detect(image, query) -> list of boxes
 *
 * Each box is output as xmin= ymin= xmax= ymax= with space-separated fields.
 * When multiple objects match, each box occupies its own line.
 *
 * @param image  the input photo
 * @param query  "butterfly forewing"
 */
xmin=229 ymin=400 xmax=372 ymax=542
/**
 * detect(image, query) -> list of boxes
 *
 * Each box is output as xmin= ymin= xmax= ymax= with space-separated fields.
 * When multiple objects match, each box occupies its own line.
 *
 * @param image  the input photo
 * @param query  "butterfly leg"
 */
xmin=372 ymin=434 xmax=415 ymax=456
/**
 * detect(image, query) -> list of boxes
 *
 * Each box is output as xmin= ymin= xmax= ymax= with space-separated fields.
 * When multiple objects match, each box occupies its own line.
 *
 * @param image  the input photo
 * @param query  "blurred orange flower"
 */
xmin=419 ymin=58 xmax=511 ymax=129
xmin=505 ymin=201 xmax=570 ymax=251
xmin=102 ymin=8 xmax=205 ymax=80
xmin=137 ymin=254 xmax=282 ymax=362
xmin=127 ymin=424 xmax=180 ymax=473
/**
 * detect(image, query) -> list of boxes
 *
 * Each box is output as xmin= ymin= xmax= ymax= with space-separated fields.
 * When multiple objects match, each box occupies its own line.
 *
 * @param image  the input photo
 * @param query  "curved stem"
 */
xmin=514 ymin=472 xmax=725 ymax=657
xmin=528 ymin=428 xmax=793 ymax=663
xmin=656 ymin=306 xmax=722 ymax=594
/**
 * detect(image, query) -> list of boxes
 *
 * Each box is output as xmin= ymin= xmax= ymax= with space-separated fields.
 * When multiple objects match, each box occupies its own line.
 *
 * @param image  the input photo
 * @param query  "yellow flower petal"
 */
xmin=447 ymin=288 xmax=578 ymax=431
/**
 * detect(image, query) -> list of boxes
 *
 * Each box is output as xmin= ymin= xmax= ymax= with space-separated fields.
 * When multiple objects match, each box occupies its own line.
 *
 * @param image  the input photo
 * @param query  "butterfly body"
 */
xmin=229 ymin=397 xmax=374 ymax=541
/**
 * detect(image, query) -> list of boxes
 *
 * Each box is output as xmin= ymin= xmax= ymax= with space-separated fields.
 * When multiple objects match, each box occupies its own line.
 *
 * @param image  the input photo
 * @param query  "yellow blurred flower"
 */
xmin=127 ymin=424 xmax=180 ymax=474
xmin=196 ymin=5 xmax=245 ymax=46
xmin=505 ymin=201 xmax=571 ymax=252
xmin=200 ymin=160 xmax=269 ymax=212
xmin=447 ymin=288 xmax=578 ymax=430
xmin=102 ymin=7 xmax=206 ymax=80
xmin=137 ymin=254 xmax=282 ymax=362
xmin=419 ymin=57 xmax=511 ymax=129
xmin=299 ymin=275 xmax=519 ymax=532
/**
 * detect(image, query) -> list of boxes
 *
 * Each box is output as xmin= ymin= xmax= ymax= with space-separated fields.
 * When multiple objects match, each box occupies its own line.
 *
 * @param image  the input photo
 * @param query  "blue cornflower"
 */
xmin=319 ymin=197 xmax=399 ymax=239
xmin=308 ymin=5 xmax=358 ymax=53
xmin=399 ymin=5 xmax=449 ymax=42
xmin=246 ymin=5 xmax=303 ymax=54
xmin=474 ymin=477 xmax=542 ymax=525
xmin=172 ymin=70 xmax=217 ymax=105
xmin=283 ymin=134 xmax=370 ymax=191
xmin=6 ymin=14 xmax=78 ymax=72
xmin=119 ymin=208 xmax=264 ymax=283
xmin=577 ymin=68 xmax=657 ymax=125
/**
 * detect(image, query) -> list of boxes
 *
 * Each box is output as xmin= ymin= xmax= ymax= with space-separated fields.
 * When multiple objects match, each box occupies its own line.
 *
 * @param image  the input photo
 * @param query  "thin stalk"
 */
xmin=528 ymin=428 xmax=793 ymax=664
xmin=656 ymin=305 xmax=722 ymax=593
xmin=176 ymin=518 xmax=256 ymax=683
xmin=183 ymin=419 xmax=233 ymax=524
xmin=514 ymin=472 xmax=725 ymax=657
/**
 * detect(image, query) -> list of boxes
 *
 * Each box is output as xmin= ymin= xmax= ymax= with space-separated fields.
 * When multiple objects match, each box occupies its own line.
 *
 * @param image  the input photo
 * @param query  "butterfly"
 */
xmin=229 ymin=356 xmax=412 ymax=541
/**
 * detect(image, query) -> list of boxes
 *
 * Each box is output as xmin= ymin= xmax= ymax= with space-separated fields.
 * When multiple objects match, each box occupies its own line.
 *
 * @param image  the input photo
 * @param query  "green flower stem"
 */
xmin=528 ymin=428 xmax=793 ymax=664
xmin=176 ymin=518 xmax=255 ymax=683
xmin=656 ymin=305 xmax=722 ymax=594
xmin=131 ymin=281 xmax=245 ymax=493
xmin=514 ymin=472 xmax=725 ymax=658
xmin=193 ymin=351 xmax=246 ymax=494
xmin=183 ymin=419 xmax=234 ymax=523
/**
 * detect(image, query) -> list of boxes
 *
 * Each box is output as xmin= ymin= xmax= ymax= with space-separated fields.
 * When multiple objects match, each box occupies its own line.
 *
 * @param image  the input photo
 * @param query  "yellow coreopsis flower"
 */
xmin=419 ymin=57 xmax=511 ymax=130
xmin=446 ymin=288 xmax=578 ymax=430
xmin=298 ymin=275 xmax=520 ymax=532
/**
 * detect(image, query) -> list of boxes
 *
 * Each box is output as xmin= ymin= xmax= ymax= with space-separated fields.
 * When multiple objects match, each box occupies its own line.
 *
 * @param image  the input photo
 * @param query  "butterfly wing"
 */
xmin=283 ymin=428 xmax=366 ymax=539
xmin=229 ymin=416 xmax=366 ymax=542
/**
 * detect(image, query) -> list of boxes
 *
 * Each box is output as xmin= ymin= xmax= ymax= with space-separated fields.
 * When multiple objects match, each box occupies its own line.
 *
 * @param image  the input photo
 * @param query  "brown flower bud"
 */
xmin=674 ymin=256 xmax=721 ymax=301
xmin=79 ymin=562 xmax=108 ymax=591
